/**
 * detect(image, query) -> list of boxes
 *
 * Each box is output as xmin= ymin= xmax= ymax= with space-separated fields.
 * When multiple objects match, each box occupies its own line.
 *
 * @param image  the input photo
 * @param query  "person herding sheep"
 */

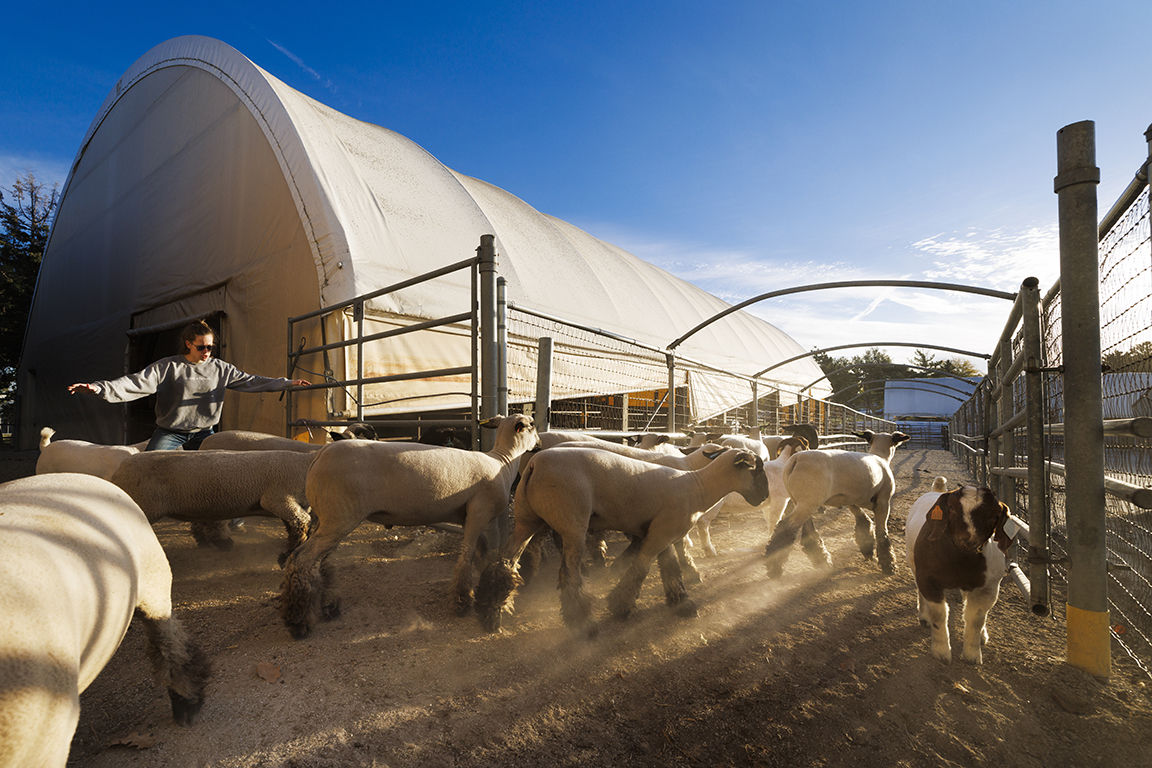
xmin=67 ymin=320 xmax=310 ymax=451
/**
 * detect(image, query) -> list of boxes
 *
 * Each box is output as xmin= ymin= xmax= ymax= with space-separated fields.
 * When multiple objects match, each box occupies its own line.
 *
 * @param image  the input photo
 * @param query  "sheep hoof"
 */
xmin=169 ymin=690 xmax=205 ymax=726
xmin=478 ymin=610 xmax=502 ymax=633
xmin=320 ymin=598 xmax=342 ymax=622
xmin=581 ymin=622 xmax=599 ymax=640
xmin=212 ymin=538 xmax=235 ymax=552
xmin=455 ymin=595 xmax=475 ymax=616
xmin=674 ymin=600 xmax=699 ymax=618
xmin=919 ymin=618 xmax=929 ymax=628
xmin=286 ymin=621 xmax=312 ymax=640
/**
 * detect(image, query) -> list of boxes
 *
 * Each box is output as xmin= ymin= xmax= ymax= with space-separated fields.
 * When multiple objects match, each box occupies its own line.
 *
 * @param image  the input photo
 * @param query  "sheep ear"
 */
xmin=479 ymin=416 xmax=502 ymax=429
xmin=893 ymin=432 xmax=912 ymax=444
xmin=733 ymin=451 xmax=757 ymax=469
xmin=701 ymin=445 xmax=727 ymax=460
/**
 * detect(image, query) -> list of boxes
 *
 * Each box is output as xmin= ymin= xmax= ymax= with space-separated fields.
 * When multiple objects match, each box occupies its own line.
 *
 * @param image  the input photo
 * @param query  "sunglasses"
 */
xmin=193 ymin=344 xmax=214 ymax=351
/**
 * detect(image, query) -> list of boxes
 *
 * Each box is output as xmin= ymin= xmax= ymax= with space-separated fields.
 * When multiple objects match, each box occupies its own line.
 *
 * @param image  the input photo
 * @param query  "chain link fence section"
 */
xmin=507 ymin=306 xmax=895 ymax=441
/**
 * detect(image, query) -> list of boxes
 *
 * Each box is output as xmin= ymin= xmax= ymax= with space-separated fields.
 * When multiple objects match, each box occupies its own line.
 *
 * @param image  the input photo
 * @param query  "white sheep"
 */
xmin=279 ymin=414 xmax=539 ymax=639
xmin=474 ymin=446 xmax=768 ymax=637
xmin=764 ymin=430 xmax=911 ymax=578
xmin=200 ymin=429 xmax=325 ymax=452
xmin=200 ymin=422 xmax=375 ymax=453
xmin=0 ymin=474 xmax=210 ymax=767
xmin=109 ymin=449 xmax=314 ymax=563
xmin=35 ymin=426 xmax=149 ymax=480
xmin=906 ymin=477 xmax=1014 ymax=664
xmin=550 ymin=439 xmax=729 ymax=581
xmin=624 ymin=433 xmax=681 ymax=455
xmin=691 ymin=434 xmax=809 ymax=556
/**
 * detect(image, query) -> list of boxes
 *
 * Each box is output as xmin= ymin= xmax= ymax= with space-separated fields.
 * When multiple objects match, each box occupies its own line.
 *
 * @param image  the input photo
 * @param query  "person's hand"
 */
xmin=290 ymin=379 xmax=311 ymax=387
xmin=68 ymin=383 xmax=96 ymax=395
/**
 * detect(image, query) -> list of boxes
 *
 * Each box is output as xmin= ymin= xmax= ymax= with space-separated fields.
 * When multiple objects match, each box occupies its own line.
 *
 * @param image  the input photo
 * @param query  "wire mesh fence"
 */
xmin=951 ymin=179 xmax=1152 ymax=668
xmin=506 ymin=306 xmax=896 ymax=442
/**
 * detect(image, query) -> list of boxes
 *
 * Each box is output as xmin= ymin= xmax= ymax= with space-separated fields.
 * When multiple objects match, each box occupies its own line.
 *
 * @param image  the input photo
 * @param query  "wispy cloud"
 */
xmin=267 ymin=39 xmax=337 ymax=94
xmin=587 ymin=221 xmax=1057 ymax=364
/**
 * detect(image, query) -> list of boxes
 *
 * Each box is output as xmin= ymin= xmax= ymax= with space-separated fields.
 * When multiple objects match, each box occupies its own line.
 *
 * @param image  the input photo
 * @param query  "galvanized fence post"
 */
xmin=1054 ymin=120 xmax=1109 ymax=678
xmin=478 ymin=235 xmax=499 ymax=451
xmin=1021 ymin=277 xmax=1052 ymax=615
xmin=535 ymin=338 xmax=553 ymax=433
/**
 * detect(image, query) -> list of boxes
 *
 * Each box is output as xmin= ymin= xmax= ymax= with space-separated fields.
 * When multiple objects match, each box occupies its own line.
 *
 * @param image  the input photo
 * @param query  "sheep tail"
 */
xmin=931 ymin=476 xmax=948 ymax=493
xmin=138 ymin=610 xmax=211 ymax=726
xmin=475 ymin=557 xmax=522 ymax=633
xmin=39 ymin=426 xmax=55 ymax=449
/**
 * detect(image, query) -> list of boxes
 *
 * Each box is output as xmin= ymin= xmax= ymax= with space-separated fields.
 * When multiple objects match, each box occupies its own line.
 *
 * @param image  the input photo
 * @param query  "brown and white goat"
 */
xmin=0 ymin=474 xmax=209 ymax=767
xmin=764 ymin=430 xmax=911 ymax=577
xmin=474 ymin=447 xmax=768 ymax=638
xmin=905 ymin=477 xmax=1013 ymax=664
xmin=279 ymin=414 xmax=539 ymax=639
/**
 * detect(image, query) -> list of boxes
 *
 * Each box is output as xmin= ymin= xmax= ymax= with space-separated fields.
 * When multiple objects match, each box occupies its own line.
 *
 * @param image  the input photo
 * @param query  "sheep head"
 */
xmin=730 ymin=450 xmax=769 ymax=506
xmin=481 ymin=413 xmax=540 ymax=456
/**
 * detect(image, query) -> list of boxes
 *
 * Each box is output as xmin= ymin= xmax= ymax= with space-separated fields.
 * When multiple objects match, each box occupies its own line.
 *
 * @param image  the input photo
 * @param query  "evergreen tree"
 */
xmin=0 ymin=172 xmax=59 ymax=428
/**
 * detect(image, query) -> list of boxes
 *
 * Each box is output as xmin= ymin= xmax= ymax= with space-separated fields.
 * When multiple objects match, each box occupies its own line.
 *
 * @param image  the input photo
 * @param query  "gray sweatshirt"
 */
xmin=91 ymin=356 xmax=294 ymax=432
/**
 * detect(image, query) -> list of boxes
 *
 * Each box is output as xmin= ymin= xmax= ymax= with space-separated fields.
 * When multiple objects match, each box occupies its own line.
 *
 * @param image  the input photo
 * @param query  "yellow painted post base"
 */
xmin=1067 ymin=603 xmax=1111 ymax=679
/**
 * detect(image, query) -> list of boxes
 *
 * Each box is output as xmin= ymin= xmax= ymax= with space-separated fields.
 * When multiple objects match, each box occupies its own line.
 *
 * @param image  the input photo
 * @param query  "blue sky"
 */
xmin=3 ymin=1 xmax=1149 ymax=367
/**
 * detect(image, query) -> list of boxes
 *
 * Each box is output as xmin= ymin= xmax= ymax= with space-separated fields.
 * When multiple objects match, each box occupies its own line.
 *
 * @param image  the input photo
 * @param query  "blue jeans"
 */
xmin=145 ymin=426 xmax=216 ymax=451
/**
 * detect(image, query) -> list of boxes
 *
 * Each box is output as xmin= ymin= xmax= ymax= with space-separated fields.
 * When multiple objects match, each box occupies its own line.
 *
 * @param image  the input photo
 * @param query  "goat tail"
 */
xmin=138 ymin=610 xmax=211 ymax=726
xmin=475 ymin=557 xmax=523 ymax=632
xmin=931 ymin=476 xmax=948 ymax=493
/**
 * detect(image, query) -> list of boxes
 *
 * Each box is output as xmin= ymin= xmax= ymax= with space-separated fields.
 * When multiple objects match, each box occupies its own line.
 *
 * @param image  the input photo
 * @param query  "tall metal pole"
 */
xmin=534 ymin=338 xmax=553 ymax=433
xmin=1021 ymin=277 xmax=1051 ymax=616
xmin=1054 ymin=120 xmax=1109 ymax=678
xmin=666 ymin=353 xmax=677 ymax=434
xmin=497 ymin=277 xmax=508 ymax=416
xmin=478 ymin=235 xmax=499 ymax=451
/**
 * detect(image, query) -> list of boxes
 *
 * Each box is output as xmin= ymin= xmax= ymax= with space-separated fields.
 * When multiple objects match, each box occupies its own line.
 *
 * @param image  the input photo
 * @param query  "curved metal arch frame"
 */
xmin=754 ymin=341 xmax=991 ymax=380
xmin=666 ymin=280 xmax=1017 ymax=352
xmin=801 ymin=362 xmax=983 ymax=393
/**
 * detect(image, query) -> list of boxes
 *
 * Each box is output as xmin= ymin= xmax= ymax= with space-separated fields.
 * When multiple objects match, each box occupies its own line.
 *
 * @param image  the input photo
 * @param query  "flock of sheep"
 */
xmin=0 ymin=416 xmax=1021 ymax=766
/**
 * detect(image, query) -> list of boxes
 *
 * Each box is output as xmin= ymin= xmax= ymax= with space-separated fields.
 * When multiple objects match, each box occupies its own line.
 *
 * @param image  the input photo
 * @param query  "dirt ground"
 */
xmin=3 ymin=446 xmax=1151 ymax=768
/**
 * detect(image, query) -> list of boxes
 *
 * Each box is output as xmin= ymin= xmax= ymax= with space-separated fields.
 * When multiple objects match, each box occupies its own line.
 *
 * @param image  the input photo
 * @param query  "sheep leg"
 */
xmin=872 ymin=495 xmax=896 ymax=575
xmin=451 ymin=498 xmax=503 ymax=615
xmin=798 ymin=516 xmax=832 ymax=570
xmin=675 ymin=537 xmax=703 ymax=584
xmin=134 ymin=546 xmax=211 ymax=725
xmin=587 ymin=530 xmax=610 ymax=568
xmin=475 ymin=513 xmax=546 ymax=633
xmin=263 ymin=494 xmax=312 ymax=567
xmin=279 ymin=518 xmax=358 ymax=639
xmin=608 ymin=521 xmax=687 ymax=620
xmin=960 ymin=583 xmax=1000 ymax=664
xmin=696 ymin=498 xmax=725 ymax=556
xmin=136 ymin=609 xmax=211 ymax=725
xmin=851 ymin=505 xmax=876 ymax=561
xmin=764 ymin=499 xmax=803 ymax=578
xmin=657 ymin=545 xmax=698 ymax=617
xmin=557 ymin=530 xmax=598 ymax=639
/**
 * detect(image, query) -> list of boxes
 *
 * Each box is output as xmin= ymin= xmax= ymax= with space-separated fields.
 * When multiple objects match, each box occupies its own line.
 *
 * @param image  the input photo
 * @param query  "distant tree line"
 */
xmin=1 ymin=172 xmax=59 ymax=437
xmin=813 ymin=347 xmax=981 ymax=416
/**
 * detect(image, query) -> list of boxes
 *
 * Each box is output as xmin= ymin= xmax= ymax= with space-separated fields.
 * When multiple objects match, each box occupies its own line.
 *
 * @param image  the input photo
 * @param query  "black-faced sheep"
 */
xmin=764 ymin=430 xmax=911 ymax=577
xmin=279 ymin=414 xmax=539 ymax=639
xmin=109 ymin=449 xmax=314 ymax=563
xmin=905 ymin=476 xmax=1014 ymax=664
xmin=35 ymin=426 xmax=149 ymax=480
xmin=474 ymin=446 xmax=768 ymax=638
xmin=0 ymin=474 xmax=210 ymax=767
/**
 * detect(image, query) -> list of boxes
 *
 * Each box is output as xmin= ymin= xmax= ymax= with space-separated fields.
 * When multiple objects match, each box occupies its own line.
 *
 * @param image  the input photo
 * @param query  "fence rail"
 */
xmin=951 ymin=122 xmax=1152 ymax=675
